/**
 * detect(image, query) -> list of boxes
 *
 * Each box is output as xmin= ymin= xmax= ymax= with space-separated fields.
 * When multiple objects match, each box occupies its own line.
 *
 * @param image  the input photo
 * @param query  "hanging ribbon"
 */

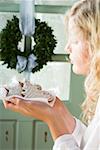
xmin=16 ymin=54 xmax=38 ymax=73
xmin=19 ymin=0 xmax=35 ymax=36
xmin=16 ymin=0 xmax=37 ymax=74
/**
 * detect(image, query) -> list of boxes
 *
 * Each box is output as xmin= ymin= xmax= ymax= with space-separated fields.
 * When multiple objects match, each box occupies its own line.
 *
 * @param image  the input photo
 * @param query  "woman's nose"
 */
xmin=65 ymin=43 xmax=71 ymax=54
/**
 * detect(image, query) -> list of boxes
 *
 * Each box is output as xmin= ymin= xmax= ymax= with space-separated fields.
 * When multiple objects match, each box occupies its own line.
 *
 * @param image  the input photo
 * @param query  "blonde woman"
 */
xmin=3 ymin=0 xmax=100 ymax=149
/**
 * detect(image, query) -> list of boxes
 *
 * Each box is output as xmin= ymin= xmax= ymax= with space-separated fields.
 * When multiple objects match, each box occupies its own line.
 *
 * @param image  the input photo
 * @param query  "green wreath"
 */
xmin=0 ymin=16 xmax=57 ymax=73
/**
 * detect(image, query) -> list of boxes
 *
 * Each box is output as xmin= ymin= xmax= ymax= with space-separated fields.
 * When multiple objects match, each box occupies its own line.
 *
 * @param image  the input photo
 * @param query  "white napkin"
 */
xmin=0 ymin=87 xmax=8 ymax=99
xmin=5 ymin=93 xmax=56 ymax=107
xmin=0 ymin=82 xmax=56 ymax=107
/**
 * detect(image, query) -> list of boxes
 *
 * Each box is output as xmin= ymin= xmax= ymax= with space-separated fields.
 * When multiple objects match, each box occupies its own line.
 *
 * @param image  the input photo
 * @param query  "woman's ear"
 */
xmin=83 ymin=41 xmax=92 ymax=63
xmin=87 ymin=41 xmax=93 ymax=59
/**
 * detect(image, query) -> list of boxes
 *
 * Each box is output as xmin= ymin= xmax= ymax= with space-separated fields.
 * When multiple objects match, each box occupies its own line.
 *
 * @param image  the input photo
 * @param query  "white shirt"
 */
xmin=53 ymin=99 xmax=100 ymax=150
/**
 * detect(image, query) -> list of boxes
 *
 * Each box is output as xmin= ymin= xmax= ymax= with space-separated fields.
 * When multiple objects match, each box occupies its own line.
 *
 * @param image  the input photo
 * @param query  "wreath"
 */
xmin=0 ymin=16 xmax=57 ymax=73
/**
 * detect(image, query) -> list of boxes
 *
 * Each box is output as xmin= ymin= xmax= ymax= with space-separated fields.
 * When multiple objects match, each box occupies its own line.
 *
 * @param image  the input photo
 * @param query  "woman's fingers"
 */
xmin=3 ymin=100 xmax=10 ymax=108
xmin=3 ymin=100 xmax=18 ymax=112
xmin=3 ymin=96 xmax=24 ymax=110
xmin=3 ymin=98 xmax=29 ymax=116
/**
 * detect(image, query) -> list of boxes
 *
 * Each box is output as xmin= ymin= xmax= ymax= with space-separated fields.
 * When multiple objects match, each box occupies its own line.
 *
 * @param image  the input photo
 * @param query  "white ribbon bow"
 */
xmin=16 ymin=54 xmax=38 ymax=73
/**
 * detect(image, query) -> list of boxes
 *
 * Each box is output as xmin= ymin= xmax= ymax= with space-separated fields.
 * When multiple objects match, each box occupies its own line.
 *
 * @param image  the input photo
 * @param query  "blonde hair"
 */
xmin=68 ymin=0 xmax=100 ymax=124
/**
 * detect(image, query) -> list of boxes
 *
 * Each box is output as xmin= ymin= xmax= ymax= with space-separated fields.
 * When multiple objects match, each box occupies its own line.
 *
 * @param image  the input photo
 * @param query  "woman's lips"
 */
xmin=69 ymin=56 xmax=73 ymax=64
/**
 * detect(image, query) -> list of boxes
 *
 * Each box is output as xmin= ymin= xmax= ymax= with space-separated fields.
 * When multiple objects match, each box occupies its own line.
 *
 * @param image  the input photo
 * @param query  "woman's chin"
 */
xmin=72 ymin=65 xmax=87 ymax=76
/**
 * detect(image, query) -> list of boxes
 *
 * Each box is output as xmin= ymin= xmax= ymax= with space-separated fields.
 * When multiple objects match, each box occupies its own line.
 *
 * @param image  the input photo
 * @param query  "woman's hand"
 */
xmin=3 ymin=96 xmax=54 ymax=123
xmin=3 ymin=96 xmax=76 ymax=140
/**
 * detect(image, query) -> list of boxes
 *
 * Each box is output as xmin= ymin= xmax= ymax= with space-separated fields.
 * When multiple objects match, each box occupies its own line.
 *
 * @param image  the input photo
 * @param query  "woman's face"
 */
xmin=65 ymin=17 xmax=90 ymax=75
